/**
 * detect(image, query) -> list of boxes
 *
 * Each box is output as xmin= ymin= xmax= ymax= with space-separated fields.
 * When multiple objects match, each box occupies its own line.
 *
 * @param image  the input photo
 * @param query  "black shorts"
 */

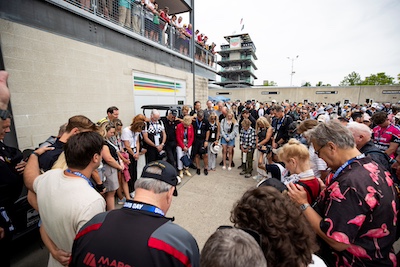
xmin=192 ymin=140 xmax=208 ymax=156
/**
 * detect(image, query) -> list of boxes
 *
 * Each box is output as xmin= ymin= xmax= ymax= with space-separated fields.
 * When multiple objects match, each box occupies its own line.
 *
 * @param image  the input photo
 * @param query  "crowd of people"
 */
xmin=68 ymin=0 xmax=217 ymax=66
xmin=1 ymin=67 xmax=400 ymax=266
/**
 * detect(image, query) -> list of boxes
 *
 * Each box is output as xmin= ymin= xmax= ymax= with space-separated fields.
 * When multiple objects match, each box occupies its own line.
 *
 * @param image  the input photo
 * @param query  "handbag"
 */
xmin=180 ymin=153 xmax=192 ymax=168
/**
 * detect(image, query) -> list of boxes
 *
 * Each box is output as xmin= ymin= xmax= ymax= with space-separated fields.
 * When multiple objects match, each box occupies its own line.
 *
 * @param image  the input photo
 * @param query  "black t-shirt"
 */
xmin=192 ymin=118 xmax=210 ymax=141
xmin=161 ymin=117 xmax=177 ymax=143
xmin=0 ymin=143 xmax=23 ymax=210
xmin=38 ymin=138 xmax=65 ymax=172
xmin=103 ymin=140 xmax=118 ymax=163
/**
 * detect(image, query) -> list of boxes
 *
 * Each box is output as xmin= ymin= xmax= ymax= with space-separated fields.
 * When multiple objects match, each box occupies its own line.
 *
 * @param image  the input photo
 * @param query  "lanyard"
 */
xmin=123 ymin=201 xmax=165 ymax=216
xmin=210 ymin=123 xmax=216 ymax=131
xmin=196 ymin=118 xmax=203 ymax=130
xmin=150 ymin=121 xmax=159 ymax=133
xmin=277 ymin=117 xmax=284 ymax=130
xmin=331 ymin=154 xmax=365 ymax=181
xmin=66 ymin=169 xmax=94 ymax=188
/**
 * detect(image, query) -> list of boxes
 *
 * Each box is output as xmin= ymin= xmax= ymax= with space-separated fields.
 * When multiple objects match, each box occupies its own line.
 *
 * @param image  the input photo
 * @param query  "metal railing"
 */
xmin=48 ymin=0 xmax=217 ymax=69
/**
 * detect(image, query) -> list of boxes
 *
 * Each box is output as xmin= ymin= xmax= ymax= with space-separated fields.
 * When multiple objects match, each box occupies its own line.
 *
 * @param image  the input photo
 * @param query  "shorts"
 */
xmin=192 ymin=140 xmax=208 ymax=156
xmin=221 ymin=137 xmax=235 ymax=147
xmin=103 ymin=164 xmax=119 ymax=192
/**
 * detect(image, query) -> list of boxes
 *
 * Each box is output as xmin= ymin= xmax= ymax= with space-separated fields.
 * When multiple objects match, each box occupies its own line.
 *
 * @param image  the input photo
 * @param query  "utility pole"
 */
xmin=287 ymin=55 xmax=299 ymax=86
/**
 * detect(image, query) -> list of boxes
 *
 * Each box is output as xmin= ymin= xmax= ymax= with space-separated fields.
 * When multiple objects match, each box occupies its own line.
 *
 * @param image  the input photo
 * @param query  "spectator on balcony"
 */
xmin=80 ymin=0 xmax=91 ymax=11
xmin=181 ymin=23 xmax=192 ymax=56
xmin=118 ymin=0 xmax=131 ymax=28
xmin=159 ymin=6 xmax=170 ymax=45
xmin=132 ymin=0 xmax=144 ymax=33
xmin=168 ymin=14 xmax=177 ymax=46
xmin=174 ymin=16 xmax=184 ymax=51
xmin=202 ymin=35 xmax=208 ymax=63
xmin=152 ymin=3 xmax=162 ymax=43
xmin=208 ymin=42 xmax=216 ymax=67
xmin=144 ymin=0 xmax=159 ymax=41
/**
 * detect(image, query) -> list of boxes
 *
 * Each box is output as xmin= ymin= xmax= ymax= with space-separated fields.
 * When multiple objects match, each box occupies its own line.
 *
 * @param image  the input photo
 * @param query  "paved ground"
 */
xmin=168 ymin=160 xmax=257 ymax=249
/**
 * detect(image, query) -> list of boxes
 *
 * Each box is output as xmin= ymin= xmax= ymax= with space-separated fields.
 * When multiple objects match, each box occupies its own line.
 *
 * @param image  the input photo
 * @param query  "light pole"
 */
xmin=287 ymin=55 xmax=299 ymax=86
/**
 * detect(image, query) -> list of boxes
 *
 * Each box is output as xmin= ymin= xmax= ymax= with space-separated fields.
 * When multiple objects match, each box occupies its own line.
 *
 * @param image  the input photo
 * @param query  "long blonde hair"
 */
xmin=226 ymin=110 xmax=237 ymax=124
xmin=256 ymin=117 xmax=271 ymax=132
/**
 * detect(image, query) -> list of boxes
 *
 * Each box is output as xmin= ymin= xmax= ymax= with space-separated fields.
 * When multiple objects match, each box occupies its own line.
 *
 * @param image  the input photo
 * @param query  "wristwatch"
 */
xmin=300 ymin=203 xmax=310 ymax=211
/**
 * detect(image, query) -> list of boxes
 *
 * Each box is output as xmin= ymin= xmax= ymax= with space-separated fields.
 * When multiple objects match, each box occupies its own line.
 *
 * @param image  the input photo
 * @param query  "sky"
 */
xmin=190 ymin=0 xmax=400 ymax=87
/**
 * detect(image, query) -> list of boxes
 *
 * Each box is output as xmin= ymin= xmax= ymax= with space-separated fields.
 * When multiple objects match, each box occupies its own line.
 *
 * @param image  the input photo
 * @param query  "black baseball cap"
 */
xmin=169 ymin=109 xmax=178 ymax=117
xmin=141 ymin=160 xmax=179 ymax=196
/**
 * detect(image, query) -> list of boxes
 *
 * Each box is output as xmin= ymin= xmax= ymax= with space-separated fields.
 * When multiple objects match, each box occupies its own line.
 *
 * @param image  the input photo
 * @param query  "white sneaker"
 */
xmin=228 ymin=167 xmax=232 ymax=171
xmin=177 ymin=176 xmax=182 ymax=185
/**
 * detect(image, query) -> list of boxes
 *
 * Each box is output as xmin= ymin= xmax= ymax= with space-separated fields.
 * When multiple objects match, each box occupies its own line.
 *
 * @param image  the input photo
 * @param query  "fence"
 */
xmin=47 ymin=0 xmax=217 ymax=68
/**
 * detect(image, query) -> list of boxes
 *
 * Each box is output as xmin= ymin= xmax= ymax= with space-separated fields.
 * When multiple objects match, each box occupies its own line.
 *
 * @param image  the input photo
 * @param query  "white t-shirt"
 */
xmin=121 ymin=126 xmax=139 ymax=149
xmin=33 ymin=169 xmax=105 ymax=267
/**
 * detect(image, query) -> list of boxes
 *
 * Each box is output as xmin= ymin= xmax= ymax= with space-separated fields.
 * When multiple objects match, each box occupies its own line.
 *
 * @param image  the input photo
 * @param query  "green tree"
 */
xmin=263 ymin=80 xmax=277 ymax=86
xmin=397 ymin=73 xmax=400 ymax=84
xmin=361 ymin=72 xmax=395 ymax=85
xmin=316 ymin=81 xmax=323 ymax=86
xmin=339 ymin=71 xmax=361 ymax=86
xmin=302 ymin=82 xmax=311 ymax=87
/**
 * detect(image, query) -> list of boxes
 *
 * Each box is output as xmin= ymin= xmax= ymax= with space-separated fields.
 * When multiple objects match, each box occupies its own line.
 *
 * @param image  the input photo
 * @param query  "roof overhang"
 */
xmin=157 ymin=0 xmax=192 ymax=15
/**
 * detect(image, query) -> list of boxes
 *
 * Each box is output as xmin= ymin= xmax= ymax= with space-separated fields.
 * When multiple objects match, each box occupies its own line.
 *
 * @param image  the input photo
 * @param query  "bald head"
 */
xmin=347 ymin=122 xmax=372 ymax=150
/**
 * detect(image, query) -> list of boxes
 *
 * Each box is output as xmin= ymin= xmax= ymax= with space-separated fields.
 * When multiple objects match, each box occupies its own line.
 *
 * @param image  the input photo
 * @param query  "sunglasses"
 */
xmin=217 ymin=225 xmax=262 ymax=247
xmin=0 ymin=110 xmax=12 ymax=120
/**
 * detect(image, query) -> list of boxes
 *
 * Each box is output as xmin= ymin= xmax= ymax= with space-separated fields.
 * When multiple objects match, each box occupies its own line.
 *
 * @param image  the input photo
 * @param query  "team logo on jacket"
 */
xmin=83 ymin=252 xmax=131 ymax=267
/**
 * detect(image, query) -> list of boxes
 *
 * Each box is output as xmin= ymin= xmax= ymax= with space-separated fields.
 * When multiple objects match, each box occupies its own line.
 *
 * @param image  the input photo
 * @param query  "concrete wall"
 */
xmin=1 ymin=19 xmax=207 ymax=150
xmin=209 ymin=85 xmax=400 ymax=104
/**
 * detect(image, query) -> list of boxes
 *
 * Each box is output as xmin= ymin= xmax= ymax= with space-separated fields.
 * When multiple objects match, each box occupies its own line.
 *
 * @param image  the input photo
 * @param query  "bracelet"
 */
xmin=31 ymin=152 xmax=40 ymax=157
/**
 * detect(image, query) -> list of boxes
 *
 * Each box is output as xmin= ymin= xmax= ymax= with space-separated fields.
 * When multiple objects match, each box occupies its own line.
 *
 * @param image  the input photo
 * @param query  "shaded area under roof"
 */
xmin=156 ymin=0 xmax=192 ymax=15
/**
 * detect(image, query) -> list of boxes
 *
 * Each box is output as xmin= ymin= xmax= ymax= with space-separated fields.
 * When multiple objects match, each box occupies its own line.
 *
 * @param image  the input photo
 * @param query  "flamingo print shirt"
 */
xmin=315 ymin=157 xmax=398 ymax=267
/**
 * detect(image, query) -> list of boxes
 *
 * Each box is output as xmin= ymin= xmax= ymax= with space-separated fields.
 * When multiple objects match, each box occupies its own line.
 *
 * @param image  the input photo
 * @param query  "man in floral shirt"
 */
xmin=288 ymin=121 xmax=398 ymax=267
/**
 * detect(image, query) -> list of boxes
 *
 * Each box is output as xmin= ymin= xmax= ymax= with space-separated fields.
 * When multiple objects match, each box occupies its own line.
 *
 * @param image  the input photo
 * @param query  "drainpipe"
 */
xmin=191 ymin=1 xmax=195 ymax=104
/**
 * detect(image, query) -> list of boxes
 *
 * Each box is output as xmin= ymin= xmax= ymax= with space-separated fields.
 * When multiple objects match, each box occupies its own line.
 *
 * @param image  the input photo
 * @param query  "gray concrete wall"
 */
xmin=1 ymin=19 xmax=207 ymax=150
xmin=209 ymin=85 xmax=400 ymax=104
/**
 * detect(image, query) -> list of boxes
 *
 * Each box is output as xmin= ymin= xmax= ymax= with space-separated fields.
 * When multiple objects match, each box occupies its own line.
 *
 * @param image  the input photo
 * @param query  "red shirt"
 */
xmin=176 ymin=123 xmax=194 ymax=149
xmin=297 ymin=177 xmax=320 ymax=203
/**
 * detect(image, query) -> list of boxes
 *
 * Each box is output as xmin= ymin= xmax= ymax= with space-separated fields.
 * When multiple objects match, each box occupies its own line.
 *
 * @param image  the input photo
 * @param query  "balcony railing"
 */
xmin=47 ymin=0 xmax=217 ymax=69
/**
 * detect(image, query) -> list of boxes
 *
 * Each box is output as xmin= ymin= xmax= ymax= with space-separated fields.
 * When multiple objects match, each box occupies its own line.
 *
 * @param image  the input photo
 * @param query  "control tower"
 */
xmin=215 ymin=33 xmax=258 ymax=88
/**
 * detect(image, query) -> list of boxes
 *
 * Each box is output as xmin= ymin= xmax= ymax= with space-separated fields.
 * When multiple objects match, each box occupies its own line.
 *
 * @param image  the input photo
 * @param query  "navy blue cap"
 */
xmin=141 ymin=160 xmax=178 ymax=196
